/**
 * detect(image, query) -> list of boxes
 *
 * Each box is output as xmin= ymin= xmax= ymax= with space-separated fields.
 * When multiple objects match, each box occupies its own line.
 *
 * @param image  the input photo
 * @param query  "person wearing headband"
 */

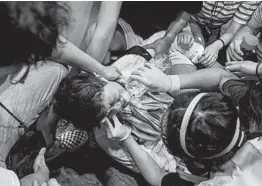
xmin=104 ymin=65 xmax=262 ymax=185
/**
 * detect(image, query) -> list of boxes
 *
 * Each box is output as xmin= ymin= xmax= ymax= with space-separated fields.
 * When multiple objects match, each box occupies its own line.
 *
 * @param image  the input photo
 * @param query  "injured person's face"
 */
xmin=103 ymin=80 xmax=131 ymax=118
xmin=53 ymin=72 xmax=131 ymax=130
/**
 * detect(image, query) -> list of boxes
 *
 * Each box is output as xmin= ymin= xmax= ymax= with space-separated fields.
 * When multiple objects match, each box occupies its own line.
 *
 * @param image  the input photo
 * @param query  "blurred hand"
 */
xmin=101 ymin=66 xmax=122 ymax=80
xmin=144 ymin=38 xmax=170 ymax=54
xmin=225 ymin=60 xmax=260 ymax=80
xmin=177 ymin=32 xmax=194 ymax=50
xmin=104 ymin=115 xmax=131 ymax=141
xmin=199 ymin=41 xmax=221 ymax=67
xmin=33 ymin=179 xmax=61 ymax=186
xmin=33 ymin=148 xmax=49 ymax=174
xmin=226 ymin=39 xmax=243 ymax=61
xmin=130 ymin=63 xmax=171 ymax=92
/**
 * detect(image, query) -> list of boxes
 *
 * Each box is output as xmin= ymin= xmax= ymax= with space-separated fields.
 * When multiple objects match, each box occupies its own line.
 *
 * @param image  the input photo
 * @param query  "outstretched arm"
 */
xmin=105 ymin=115 xmax=167 ymax=186
xmin=51 ymin=36 xmax=122 ymax=80
xmin=86 ymin=2 xmax=122 ymax=63
xmin=130 ymin=63 xmax=237 ymax=93
xmin=144 ymin=12 xmax=190 ymax=54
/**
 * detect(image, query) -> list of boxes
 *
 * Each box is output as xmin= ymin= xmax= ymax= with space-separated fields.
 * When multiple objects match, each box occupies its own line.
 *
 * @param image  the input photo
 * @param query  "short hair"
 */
xmin=53 ymin=73 xmax=108 ymax=131
xmin=0 ymin=2 xmax=69 ymax=66
xmin=165 ymin=91 xmax=238 ymax=172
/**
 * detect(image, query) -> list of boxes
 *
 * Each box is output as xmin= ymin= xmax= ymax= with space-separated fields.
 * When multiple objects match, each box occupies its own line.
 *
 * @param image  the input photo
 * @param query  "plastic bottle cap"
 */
xmin=241 ymin=35 xmax=259 ymax=51
xmin=181 ymin=12 xmax=191 ymax=22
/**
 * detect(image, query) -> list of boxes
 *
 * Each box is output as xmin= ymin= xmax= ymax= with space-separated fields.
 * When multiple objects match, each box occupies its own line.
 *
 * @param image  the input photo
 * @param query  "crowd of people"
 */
xmin=1 ymin=1 xmax=262 ymax=186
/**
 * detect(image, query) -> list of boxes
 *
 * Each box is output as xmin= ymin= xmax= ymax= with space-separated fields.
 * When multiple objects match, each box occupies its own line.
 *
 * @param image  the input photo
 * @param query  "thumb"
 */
xmin=104 ymin=118 xmax=114 ymax=139
xmin=11 ymin=64 xmax=29 ymax=84
xmin=112 ymin=115 xmax=121 ymax=127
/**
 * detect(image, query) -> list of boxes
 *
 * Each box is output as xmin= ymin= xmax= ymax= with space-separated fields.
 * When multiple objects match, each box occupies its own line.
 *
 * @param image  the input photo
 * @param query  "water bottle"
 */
xmin=241 ymin=35 xmax=259 ymax=61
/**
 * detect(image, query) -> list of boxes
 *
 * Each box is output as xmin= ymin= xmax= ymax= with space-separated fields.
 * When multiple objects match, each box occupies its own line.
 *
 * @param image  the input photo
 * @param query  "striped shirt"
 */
xmin=248 ymin=3 xmax=262 ymax=62
xmin=191 ymin=1 xmax=260 ymax=28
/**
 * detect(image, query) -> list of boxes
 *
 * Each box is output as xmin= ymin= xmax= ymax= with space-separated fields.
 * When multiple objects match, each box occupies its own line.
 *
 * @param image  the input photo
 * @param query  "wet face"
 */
xmin=103 ymin=81 xmax=130 ymax=117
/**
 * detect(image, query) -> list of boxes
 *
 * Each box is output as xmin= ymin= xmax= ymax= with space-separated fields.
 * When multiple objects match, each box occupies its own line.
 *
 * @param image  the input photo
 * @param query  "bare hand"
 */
xmin=130 ymin=63 xmax=171 ymax=92
xmin=225 ymin=61 xmax=260 ymax=80
xmin=101 ymin=66 xmax=122 ymax=80
xmin=144 ymin=38 xmax=170 ymax=54
xmin=199 ymin=42 xmax=221 ymax=67
xmin=33 ymin=148 xmax=49 ymax=174
xmin=177 ymin=32 xmax=194 ymax=50
xmin=226 ymin=39 xmax=243 ymax=62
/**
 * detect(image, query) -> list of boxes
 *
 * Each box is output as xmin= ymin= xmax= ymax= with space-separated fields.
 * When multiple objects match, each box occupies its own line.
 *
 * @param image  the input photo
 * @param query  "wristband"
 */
xmin=168 ymin=75 xmax=181 ymax=93
xmin=256 ymin=62 xmax=262 ymax=84
xmin=218 ymin=39 xmax=225 ymax=48
xmin=119 ymin=126 xmax=132 ymax=142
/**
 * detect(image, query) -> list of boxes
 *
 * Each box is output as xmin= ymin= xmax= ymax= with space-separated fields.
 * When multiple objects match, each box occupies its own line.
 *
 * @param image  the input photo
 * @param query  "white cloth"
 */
xmin=0 ymin=167 xmax=20 ymax=186
xmin=197 ymin=138 xmax=262 ymax=186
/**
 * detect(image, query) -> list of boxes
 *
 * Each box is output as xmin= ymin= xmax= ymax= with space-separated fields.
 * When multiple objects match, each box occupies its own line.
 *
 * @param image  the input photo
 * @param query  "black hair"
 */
xmin=165 ymin=91 xmax=238 ymax=173
xmin=53 ymin=73 xmax=108 ymax=131
xmin=0 ymin=2 xmax=69 ymax=66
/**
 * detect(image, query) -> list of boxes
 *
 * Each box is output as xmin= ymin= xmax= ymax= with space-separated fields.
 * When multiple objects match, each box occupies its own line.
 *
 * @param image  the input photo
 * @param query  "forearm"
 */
xmin=86 ymin=1 xmax=122 ymax=63
xmin=122 ymin=135 xmax=166 ymax=186
xmin=220 ymin=21 xmax=243 ymax=46
xmin=162 ymin=12 xmax=190 ymax=46
xmin=52 ymin=36 xmax=105 ymax=75
xmin=233 ymin=26 xmax=254 ymax=40
xmin=176 ymin=68 xmax=236 ymax=91
xmin=189 ymin=21 xmax=205 ymax=46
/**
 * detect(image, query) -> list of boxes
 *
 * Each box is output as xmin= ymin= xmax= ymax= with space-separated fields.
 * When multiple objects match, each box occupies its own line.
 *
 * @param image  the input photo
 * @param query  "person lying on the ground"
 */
xmin=227 ymin=3 xmax=262 ymax=63
xmin=104 ymin=63 xmax=262 ymax=186
xmin=51 ymin=53 xmax=177 ymax=173
xmin=0 ymin=148 xmax=61 ymax=186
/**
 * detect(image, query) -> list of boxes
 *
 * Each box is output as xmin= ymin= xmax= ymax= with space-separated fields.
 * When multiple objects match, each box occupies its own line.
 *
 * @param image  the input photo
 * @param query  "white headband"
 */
xmin=180 ymin=93 xmax=242 ymax=159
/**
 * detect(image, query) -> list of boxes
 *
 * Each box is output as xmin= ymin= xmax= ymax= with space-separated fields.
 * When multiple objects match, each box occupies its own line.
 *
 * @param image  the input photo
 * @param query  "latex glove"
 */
xmin=100 ymin=66 xmax=122 ymax=80
xmin=199 ymin=41 xmax=222 ymax=67
xmin=33 ymin=148 xmax=49 ymax=175
xmin=33 ymin=179 xmax=61 ymax=186
xmin=144 ymin=38 xmax=171 ymax=54
xmin=226 ymin=39 xmax=243 ymax=61
xmin=225 ymin=61 xmax=260 ymax=81
xmin=130 ymin=63 xmax=171 ymax=92
xmin=177 ymin=32 xmax=194 ymax=51
xmin=104 ymin=115 xmax=131 ymax=141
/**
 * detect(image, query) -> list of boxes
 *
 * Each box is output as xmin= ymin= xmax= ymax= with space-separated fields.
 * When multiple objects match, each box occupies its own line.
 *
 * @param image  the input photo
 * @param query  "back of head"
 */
xmin=0 ymin=2 xmax=69 ymax=66
xmin=53 ymin=73 xmax=107 ymax=131
xmin=165 ymin=91 xmax=238 ymax=169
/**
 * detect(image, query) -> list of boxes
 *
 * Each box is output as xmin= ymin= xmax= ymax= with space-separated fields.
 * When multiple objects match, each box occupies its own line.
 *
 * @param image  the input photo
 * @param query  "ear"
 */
xmin=107 ymin=101 xmax=122 ymax=119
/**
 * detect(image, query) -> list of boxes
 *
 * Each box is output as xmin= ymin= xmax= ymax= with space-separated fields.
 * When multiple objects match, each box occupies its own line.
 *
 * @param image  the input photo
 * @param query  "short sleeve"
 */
xmin=220 ymin=79 xmax=248 ymax=106
xmin=233 ymin=1 xmax=260 ymax=25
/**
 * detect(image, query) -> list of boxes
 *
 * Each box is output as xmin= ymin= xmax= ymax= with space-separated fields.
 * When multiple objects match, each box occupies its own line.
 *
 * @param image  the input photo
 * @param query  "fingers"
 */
xmin=226 ymin=49 xmax=232 ymax=62
xmin=33 ymin=180 xmax=40 ymax=186
xmin=115 ymin=67 xmax=122 ymax=76
xmin=225 ymin=63 xmax=242 ymax=72
xmin=41 ymin=183 xmax=48 ymax=186
xmin=227 ymin=43 xmax=243 ymax=61
xmin=39 ymin=148 xmax=46 ymax=156
xmin=129 ymin=75 xmax=148 ymax=86
xmin=48 ymin=178 xmax=61 ymax=186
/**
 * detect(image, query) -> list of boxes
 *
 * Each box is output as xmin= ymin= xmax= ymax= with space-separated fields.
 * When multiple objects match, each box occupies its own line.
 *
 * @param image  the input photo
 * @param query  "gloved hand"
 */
xmin=130 ymin=63 xmax=171 ymax=92
xmin=104 ymin=115 xmax=131 ymax=142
